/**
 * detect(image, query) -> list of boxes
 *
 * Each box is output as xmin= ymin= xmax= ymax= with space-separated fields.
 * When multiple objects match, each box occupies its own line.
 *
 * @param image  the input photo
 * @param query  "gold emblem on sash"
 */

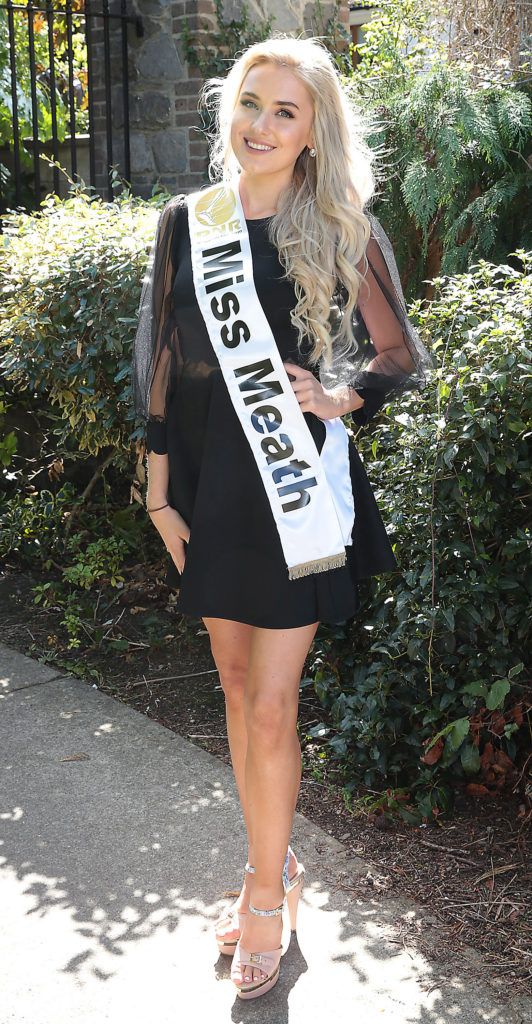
xmin=195 ymin=186 xmax=236 ymax=228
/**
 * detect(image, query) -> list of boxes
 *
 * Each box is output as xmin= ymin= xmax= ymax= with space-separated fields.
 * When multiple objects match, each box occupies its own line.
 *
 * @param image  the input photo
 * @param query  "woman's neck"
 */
xmin=237 ymin=171 xmax=292 ymax=219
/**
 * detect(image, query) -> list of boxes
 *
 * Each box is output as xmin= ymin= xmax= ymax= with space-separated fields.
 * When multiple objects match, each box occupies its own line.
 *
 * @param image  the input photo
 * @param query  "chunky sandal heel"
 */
xmin=285 ymin=873 xmax=304 ymax=931
xmin=283 ymin=844 xmax=305 ymax=932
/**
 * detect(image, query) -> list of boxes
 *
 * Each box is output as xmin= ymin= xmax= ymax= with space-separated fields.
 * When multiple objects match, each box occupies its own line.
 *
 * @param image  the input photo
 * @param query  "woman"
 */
xmin=131 ymin=36 xmax=432 ymax=1000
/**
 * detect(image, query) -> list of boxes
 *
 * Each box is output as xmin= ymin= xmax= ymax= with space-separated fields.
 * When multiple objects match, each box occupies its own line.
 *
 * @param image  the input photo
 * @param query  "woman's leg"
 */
xmin=234 ymin=620 xmax=319 ymax=986
xmin=203 ymin=615 xmax=304 ymax=938
xmin=202 ymin=617 xmax=255 ymax=921
xmin=202 ymin=616 xmax=253 ymax=839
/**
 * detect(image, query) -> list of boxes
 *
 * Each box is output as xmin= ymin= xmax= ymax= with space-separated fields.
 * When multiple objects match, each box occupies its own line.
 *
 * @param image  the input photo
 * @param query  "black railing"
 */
xmin=0 ymin=0 xmax=144 ymax=219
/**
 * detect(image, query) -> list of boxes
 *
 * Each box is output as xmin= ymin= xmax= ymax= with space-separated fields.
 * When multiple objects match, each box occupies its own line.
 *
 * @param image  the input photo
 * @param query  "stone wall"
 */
xmin=89 ymin=0 xmax=348 ymax=198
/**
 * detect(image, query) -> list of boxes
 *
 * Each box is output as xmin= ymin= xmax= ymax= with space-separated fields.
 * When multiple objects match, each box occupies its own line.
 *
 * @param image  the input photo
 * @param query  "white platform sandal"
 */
xmin=230 ymin=846 xmax=305 ymax=1000
xmin=215 ymin=845 xmax=303 ymax=954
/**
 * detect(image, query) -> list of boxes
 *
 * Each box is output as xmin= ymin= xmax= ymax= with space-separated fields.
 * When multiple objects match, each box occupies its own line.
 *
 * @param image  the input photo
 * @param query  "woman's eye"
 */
xmin=240 ymin=100 xmax=293 ymax=118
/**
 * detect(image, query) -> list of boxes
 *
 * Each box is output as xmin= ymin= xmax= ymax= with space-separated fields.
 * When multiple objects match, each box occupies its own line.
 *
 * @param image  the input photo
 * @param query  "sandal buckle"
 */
xmin=249 ymin=952 xmax=262 ymax=963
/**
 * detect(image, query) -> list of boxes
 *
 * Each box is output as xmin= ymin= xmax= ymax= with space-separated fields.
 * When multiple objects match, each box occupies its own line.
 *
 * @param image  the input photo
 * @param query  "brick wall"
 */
xmin=89 ymin=0 xmax=346 ymax=197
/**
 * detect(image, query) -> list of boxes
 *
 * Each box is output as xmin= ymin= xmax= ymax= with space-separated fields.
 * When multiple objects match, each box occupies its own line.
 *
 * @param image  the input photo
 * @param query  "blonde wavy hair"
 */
xmin=198 ymin=34 xmax=377 ymax=371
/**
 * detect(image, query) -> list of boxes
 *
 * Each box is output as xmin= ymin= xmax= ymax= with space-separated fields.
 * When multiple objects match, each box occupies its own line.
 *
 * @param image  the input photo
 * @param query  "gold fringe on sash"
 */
xmin=287 ymin=550 xmax=347 ymax=580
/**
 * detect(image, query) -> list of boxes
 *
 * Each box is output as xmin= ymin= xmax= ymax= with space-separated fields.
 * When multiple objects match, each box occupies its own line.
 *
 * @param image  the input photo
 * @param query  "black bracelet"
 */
xmin=147 ymin=502 xmax=169 ymax=513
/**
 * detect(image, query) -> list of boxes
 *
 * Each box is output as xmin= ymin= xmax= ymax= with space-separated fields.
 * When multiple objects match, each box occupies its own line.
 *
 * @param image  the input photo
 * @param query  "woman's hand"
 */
xmin=283 ymin=362 xmax=365 ymax=420
xmin=148 ymin=505 xmax=190 ymax=574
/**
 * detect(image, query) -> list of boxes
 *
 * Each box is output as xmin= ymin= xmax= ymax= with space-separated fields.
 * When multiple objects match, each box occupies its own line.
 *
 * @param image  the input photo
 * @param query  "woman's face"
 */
xmin=230 ymin=62 xmax=315 ymax=177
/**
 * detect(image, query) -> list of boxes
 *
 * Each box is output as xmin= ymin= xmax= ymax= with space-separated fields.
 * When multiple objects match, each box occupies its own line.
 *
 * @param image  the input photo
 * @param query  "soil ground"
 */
xmin=1 ymin=563 xmax=530 ymax=1000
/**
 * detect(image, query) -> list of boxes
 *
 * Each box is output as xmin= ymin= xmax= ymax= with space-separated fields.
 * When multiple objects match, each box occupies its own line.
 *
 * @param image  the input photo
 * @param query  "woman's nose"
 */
xmin=252 ymin=111 xmax=271 ymax=133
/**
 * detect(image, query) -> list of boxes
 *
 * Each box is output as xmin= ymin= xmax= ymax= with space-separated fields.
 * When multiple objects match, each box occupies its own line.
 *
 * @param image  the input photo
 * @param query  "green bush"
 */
xmin=0 ymin=187 xmax=168 ymax=579
xmin=343 ymin=0 xmax=532 ymax=298
xmin=0 ymin=188 xmax=166 ymax=458
xmin=306 ymin=252 xmax=531 ymax=822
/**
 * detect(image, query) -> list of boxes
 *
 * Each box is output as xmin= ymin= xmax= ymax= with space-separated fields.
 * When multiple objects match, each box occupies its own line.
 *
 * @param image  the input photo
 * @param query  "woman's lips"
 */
xmin=244 ymin=137 xmax=276 ymax=152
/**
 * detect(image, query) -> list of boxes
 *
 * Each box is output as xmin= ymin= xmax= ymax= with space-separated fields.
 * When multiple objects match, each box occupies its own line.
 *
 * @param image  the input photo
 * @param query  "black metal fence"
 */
xmin=0 ymin=0 xmax=143 ymax=218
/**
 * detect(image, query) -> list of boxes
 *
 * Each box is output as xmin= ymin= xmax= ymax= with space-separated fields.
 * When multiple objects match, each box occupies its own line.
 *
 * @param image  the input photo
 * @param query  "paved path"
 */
xmin=1 ymin=643 xmax=530 ymax=1023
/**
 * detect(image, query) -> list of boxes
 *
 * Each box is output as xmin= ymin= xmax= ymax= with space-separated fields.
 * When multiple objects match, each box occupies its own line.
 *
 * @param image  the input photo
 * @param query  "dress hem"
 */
xmin=175 ymin=606 xmax=356 ymax=629
xmin=172 ymin=588 xmax=360 ymax=630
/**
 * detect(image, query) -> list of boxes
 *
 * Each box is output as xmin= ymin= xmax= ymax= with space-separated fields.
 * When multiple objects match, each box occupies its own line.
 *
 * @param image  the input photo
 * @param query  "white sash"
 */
xmin=187 ymin=179 xmax=355 ymax=580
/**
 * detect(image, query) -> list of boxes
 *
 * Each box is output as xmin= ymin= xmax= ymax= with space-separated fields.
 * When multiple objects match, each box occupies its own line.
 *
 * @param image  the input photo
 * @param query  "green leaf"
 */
xmin=486 ymin=678 xmax=510 ymax=710
xmin=462 ymin=681 xmax=488 ymax=697
xmin=473 ymin=440 xmax=489 ymax=466
xmin=460 ymin=742 xmax=481 ymax=775
xmin=448 ymin=717 xmax=470 ymax=751
xmin=308 ymin=723 xmax=330 ymax=738
xmin=441 ymin=607 xmax=455 ymax=630
xmin=419 ymin=562 xmax=433 ymax=589
xmin=425 ymin=716 xmax=469 ymax=752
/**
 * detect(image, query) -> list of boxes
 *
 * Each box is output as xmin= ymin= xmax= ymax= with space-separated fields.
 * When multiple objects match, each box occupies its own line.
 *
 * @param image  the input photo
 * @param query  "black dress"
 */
xmin=132 ymin=194 xmax=432 ymax=628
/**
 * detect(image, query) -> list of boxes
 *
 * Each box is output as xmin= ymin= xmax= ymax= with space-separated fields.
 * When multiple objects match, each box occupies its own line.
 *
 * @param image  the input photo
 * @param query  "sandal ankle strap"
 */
xmin=245 ymin=844 xmax=293 ymax=877
xmin=248 ymin=900 xmax=284 ymax=917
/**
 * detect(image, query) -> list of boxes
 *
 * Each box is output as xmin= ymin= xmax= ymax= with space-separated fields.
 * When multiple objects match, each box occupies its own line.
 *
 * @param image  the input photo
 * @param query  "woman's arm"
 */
xmin=143 ymin=205 xmax=174 ymax=509
xmin=131 ymin=195 xmax=185 ymax=458
xmin=131 ymin=196 xmax=191 ymax=572
xmin=328 ymin=216 xmax=433 ymax=427
xmin=146 ymin=451 xmax=170 ymax=510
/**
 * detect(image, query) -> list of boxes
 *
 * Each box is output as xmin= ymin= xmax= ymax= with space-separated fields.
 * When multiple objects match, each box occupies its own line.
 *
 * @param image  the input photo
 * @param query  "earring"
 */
xmin=309 ymin=147 xmax=316 ymax=157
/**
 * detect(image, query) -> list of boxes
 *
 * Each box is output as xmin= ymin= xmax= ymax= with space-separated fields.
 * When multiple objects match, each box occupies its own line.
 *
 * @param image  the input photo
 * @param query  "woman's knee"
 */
xmin=244 ymin=689 xmax=298 ymax=744
xmin=217 ymin=663 xmax=247 ymax=703
xmin=202 ymin=617 xmax=251 ymax=704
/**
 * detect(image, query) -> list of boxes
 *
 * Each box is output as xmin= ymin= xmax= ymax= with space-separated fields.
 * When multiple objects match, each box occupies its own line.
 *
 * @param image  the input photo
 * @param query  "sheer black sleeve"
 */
xmin=131 ymin=194 xmax=185 ymax=454
xmin=321 ymin=213 xmax=434 ymax=426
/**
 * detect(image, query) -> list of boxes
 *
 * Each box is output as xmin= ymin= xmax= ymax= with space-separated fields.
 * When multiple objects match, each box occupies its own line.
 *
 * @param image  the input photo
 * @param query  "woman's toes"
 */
xmin=239 ymin=964 xmax=262 ymax=985
xmin=237 ymin=961 xmax=247 ymax=984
